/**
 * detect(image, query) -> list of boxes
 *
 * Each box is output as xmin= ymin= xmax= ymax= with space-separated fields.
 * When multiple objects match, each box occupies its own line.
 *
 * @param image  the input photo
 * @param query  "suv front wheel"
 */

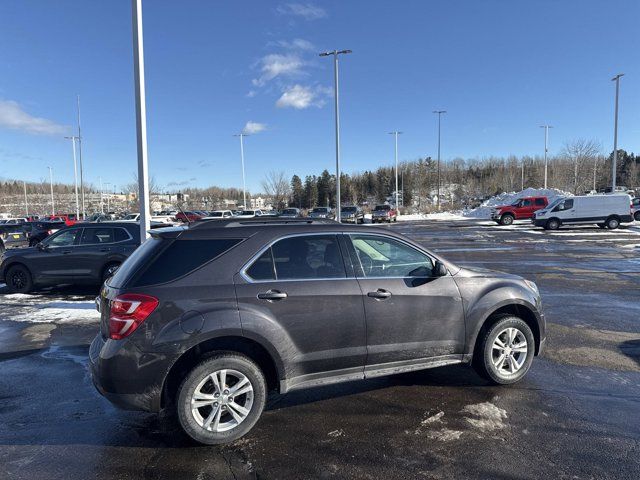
xmin=177 ymin=353 xmax=266 ymax=445
xmin=474 ymin=315 xmax=535 ymax=385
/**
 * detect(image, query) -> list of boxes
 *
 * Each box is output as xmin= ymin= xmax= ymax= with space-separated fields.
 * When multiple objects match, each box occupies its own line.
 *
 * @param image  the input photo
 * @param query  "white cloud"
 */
xmin=0 ymin=99 xmax=68 ymax=136
xmin=246 ymin=90 xmax=257 ymax=98
xmin=276 ymin=3 xmax=327 ymax=20
xmin=276 ymin=84 xmax=331 ymax=109
xmin=252 ymin=53 xmax=305 ymax=86
xmin=243 ymin=121 xmax=267 ymax=134
xmin=270 ymin=38 xmax=315 ymax=51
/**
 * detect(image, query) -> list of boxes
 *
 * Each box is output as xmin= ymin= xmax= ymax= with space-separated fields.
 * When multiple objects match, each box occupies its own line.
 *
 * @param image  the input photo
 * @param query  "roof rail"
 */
xmin=189 ymin=218 xmax=338 ymax=229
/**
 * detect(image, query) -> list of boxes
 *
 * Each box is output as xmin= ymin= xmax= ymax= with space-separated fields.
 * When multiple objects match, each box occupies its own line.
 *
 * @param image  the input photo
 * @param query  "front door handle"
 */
xmin=367 ymin=289 xmax=392 ymax=299
xmin=257 ymin=290 xmax=288 ymax=301
xmin=62 ymin=250 xmax=72 ymax=254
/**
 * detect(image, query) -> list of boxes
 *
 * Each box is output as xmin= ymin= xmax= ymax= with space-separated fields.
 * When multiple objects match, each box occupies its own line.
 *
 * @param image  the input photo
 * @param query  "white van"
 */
xmin=532 ymin=194 xmax=633 ymax=230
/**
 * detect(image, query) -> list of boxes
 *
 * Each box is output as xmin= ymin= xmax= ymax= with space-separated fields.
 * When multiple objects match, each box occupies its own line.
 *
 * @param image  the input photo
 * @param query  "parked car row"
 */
xmin=491 ymin=194 xmax=637 ymax=230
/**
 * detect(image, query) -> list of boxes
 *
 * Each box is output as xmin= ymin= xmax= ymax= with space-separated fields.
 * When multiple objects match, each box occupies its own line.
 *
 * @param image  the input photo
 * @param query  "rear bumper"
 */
xmin=89 ymin=334 xmax=171 ymax=413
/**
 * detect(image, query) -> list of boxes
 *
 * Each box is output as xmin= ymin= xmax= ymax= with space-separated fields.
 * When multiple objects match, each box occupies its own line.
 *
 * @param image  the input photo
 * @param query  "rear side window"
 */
xmin=244 ymin=235 xmax=346 ymax=281
xmin=131 ymin=238 xmax=242 ymax=287
xmin=114 ymin=228 xmax=130 ymax=242
xmin=535 ymin=198 xmax=546 ymax=206
xmin=81 ymin=228 xmax=114 ymax=244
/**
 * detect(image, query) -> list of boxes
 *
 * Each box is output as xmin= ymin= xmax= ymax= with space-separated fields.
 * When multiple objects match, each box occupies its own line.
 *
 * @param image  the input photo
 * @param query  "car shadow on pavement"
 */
xmin=619 ymin=339 xmax=640 ymax=366
xmin=264 ymin=364 xmax=490 ymax=412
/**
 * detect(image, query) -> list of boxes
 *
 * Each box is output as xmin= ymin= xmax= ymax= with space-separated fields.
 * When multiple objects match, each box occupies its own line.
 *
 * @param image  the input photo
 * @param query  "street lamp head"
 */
xmin=319 ymin=49 xmax=351 ymax=57
xmin=432 ymin=110 xmax=446 ymax=114
xmin=611 ymin=73 xmax=625 ymax=81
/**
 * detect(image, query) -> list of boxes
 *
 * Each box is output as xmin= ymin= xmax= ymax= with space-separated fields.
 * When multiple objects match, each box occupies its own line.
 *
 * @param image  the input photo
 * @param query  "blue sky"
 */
xmin=0 ymin=0 xmax=638 ymax=193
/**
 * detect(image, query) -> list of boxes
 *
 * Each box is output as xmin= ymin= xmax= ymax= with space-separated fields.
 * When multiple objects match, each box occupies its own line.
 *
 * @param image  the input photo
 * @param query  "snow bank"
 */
xmin=398 ymin=212 xmax=466 ymax=221
xmin=2 ymin=295 xmax=99 ymax=324
xmin=464 ymin=188 xmax=572 ymax=219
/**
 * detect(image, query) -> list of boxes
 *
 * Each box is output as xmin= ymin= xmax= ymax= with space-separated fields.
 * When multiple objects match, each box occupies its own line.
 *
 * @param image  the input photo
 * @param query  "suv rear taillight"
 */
xmin=109 ymin=293 xmax=158 ymax=340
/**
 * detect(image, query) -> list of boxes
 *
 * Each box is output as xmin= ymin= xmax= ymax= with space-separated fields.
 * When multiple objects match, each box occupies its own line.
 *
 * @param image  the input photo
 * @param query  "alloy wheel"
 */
xmin=190 ymin=369 xmax=254 ymax=433
xmin=11 ymin=270 xmax=27 ymax=290
xmin=491 ymin=327 xmax=528 ymax=376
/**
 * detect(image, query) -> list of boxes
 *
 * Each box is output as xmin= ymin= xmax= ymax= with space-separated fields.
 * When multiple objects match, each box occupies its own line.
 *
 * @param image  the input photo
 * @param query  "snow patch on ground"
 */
xmin=2 ymin=296 xmax=99 ymax=324
xmin=464 ymin=187 xmax=572 ymax=219
xmin=427 ymin=428 xmax=464 ymax=442
xmin=397 ymin=212 xmax=466 ymax=221
xmin=462 ymin=402 xmax=508 ymax=431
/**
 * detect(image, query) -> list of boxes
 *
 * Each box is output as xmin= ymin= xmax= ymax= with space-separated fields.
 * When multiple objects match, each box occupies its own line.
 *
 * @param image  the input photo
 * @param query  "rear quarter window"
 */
xmin=129 ymin=238 xmax=242 ymax=287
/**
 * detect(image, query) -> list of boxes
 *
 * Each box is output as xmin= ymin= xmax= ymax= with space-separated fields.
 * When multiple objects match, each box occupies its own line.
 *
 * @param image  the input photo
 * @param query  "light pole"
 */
xmin=64 ymin=135 xmax=80 ymax=219
xmin=233 ymin=133 xmax=248 ymax=209
xmin=521 ymin=160 xmax=525 ymax=191
xmin=539 ymin=125 xmax=553 ymax=189
xmin=388 ymin=131 xmax=402 ymax=209
xmin=611 ymin=73 xmax=624 ymax=191
xmin=104 ymin=182 xmax=111 ymax=212
xmin=99 ymin=176 xmax=104 ymax=214
xmin=433 ymin=110 xmax=446 ymax=211
xmin=320 ymin=48 xmax=351 ymax=223
xmin=23 ymin=181 xmax=28 ymax=216
xmin=48 ymin=166 xmax=55 ymax=215
xmin=76 ymin=95 xmax=85 ymax=219
xmin=132 ymin=0 xmax=151 ymax=240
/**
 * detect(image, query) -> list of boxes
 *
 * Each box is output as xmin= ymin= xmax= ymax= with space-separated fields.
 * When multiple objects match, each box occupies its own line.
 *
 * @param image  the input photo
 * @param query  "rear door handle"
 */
xmin=367 ymin=289 xmax=392 ymax=299
xmin=257 ymin=290 xmax=288 ymax=301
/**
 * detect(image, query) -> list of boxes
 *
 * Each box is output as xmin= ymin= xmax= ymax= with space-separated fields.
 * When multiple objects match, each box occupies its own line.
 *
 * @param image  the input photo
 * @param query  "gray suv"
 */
xmin=90 ymin=219 xmax=545 ymax=444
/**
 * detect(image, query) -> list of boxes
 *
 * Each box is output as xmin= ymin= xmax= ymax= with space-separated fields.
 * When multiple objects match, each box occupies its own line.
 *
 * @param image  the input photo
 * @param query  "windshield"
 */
xmin=282 ymin=209 xmax=297 ymax=214
xmin=209 ymin=212 xmax=223 ymax=217
xmin=374 ymin=205 xmax=390 ymax=211
xmin=342 ymin=207 xmax=357 ymax=212
xmin=124 ymin=214 xmax=138 ymax=220
xmin=312 ymin=208 xmax=329 ymax=213
xmin=240 ymin=210 xmax=255 ymax=215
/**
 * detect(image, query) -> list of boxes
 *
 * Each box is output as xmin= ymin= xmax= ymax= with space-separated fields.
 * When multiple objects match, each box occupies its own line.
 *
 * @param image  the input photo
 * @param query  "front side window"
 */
xmin=553 ymin=199 xmax=574 ymax=211
xmin=46 ymin=228 xmax=79 ymax=247
xmin=81 ymin=228 xmax=114 ymax=245
xmin=350 ymin=235 xmax=434 ymax=278
xmin=245 ymin=235 xmax=346 ymax=281
xmin=522 ymin=199 xmax=532 ymax=206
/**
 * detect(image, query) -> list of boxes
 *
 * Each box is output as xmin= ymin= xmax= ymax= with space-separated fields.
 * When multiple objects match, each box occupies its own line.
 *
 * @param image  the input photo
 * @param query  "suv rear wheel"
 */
xmin=177 ymin=353 xmax=266 ymax=445
xmin=499 ymin=213 xmax=514 ymax=226
xmin=474 ymin=315 xmax=535 ymax=385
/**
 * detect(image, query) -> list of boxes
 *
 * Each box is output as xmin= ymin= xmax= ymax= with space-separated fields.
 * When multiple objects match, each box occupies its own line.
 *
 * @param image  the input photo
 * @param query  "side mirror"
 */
xmin=36 ymin=242 xmax=47 ymax=251
xmin=433 ymin=261 xmax=448 ymax=277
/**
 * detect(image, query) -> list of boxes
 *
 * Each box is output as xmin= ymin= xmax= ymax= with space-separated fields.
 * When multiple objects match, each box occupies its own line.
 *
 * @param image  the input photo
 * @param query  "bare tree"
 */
xmin=560 ymin=139 xmax=601 ymax=194
xmin=261 ymin=171 xmax=291 ymax=210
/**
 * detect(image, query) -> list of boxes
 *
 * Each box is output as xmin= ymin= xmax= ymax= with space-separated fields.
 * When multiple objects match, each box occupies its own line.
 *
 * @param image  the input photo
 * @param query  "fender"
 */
xmin=453 ymin=274 xmax=544 ymax=356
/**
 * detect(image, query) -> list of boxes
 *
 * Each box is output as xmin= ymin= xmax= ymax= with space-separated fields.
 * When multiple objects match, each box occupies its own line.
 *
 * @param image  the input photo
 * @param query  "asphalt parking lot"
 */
xmin=1 ymin=219 xmax=639 ymax=480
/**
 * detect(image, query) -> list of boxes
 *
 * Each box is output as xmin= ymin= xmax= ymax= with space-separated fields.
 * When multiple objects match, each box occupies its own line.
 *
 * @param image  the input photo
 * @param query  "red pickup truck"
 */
xmin=491 ymin=196 xmax=548 ymax=225
xmin=46 ymin=214 xmax=79 ymax=226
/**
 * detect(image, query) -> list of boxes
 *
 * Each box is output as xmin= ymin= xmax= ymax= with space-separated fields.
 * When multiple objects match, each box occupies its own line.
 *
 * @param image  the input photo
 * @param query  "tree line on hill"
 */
xmin=1 ymin=140 xmax=637 ymax=214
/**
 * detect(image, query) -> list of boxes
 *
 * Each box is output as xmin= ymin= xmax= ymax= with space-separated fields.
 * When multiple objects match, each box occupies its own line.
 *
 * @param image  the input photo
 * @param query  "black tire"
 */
xmin=606 ymin=216 xmax=620 ymax=230
xmin=473 ymin=315 xmax=535 ymax=385
xmin=634 ymin=211 xmax=640 ymax=222
xmin=101 ymin=262 xmax=121 ymax=282
xmin=176 ymin=353 xmax=266 ymax=445
xmin=5 ymin=264 xmax=34 ymax=293
xmin=546 ymin=218 xmax=560 ymax=230
xmin=499 ymin=214 xmax=515 ymax=226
